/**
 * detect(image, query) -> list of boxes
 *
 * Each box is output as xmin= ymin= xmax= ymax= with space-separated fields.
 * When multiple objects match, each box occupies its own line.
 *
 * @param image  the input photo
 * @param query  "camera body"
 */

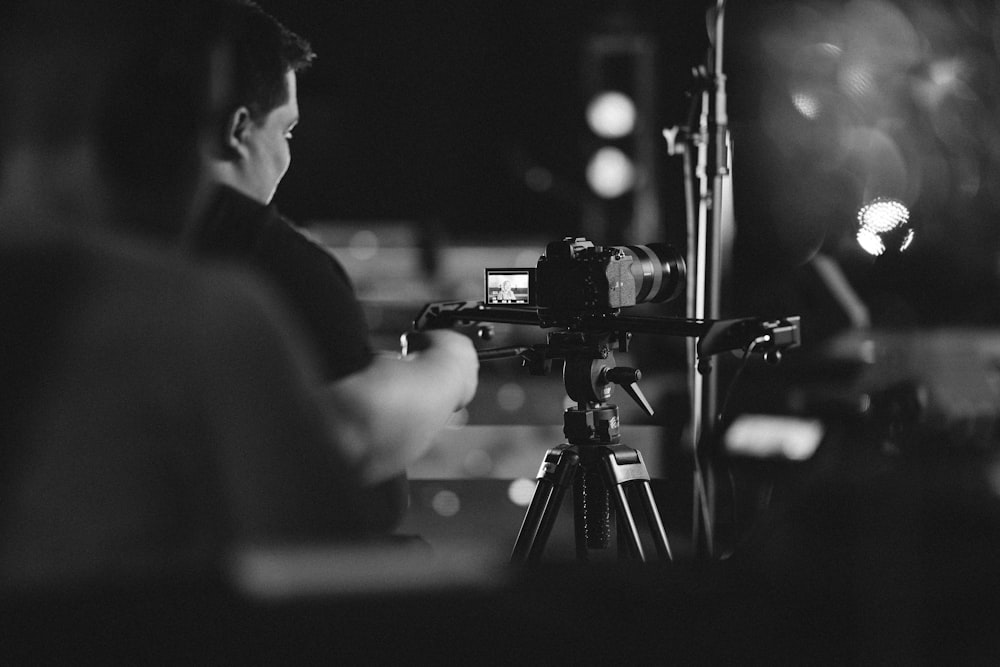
xmin=485 ymin=237 xmax=685 ymax=313
xmin=537 ymin=238 xmax=636 ymax=310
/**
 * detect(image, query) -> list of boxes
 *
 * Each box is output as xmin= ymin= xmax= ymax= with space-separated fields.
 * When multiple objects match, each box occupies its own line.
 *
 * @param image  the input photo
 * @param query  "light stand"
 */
xmin=663 ymin=0 xmax=731 ymax=558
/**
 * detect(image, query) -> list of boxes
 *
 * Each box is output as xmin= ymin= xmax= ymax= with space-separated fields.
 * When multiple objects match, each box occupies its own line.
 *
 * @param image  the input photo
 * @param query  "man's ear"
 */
xmin=222 ymin=106 xmax=253 ymax=157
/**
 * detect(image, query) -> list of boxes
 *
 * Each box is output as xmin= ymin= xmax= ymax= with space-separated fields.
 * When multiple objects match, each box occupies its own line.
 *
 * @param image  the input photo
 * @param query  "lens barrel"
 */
xmin=617 ymin=243 xmax=686 ymax=304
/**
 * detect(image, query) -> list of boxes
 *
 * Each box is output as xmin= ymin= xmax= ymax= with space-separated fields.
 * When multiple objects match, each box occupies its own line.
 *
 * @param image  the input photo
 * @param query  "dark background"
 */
xmin=261 ymin=0 xmax=1000 ymax=333
xmin=265 ymin=0 xmax=710 ymax=242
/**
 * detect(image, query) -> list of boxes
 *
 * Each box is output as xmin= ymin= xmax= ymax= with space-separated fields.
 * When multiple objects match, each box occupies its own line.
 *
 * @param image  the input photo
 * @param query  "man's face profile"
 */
xmin=239 ymin=70 xmax=299 ymax=204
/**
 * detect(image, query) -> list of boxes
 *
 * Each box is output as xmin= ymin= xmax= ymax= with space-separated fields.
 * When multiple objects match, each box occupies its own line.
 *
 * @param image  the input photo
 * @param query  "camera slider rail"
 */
xmin=412 ymin=300 xmax=801 ymax=361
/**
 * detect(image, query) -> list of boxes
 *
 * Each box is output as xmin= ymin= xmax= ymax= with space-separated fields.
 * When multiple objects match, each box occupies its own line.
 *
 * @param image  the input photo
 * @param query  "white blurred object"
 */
xmin=855 ymin=197 xmax=913 ymax=256
xmin=586 ymin=90 xmax=637 ymax=139
xmin=585 ymin=146 xmax=636 ymax=198
xmin=724 ymin=414 xmax=824 ymax=461
xmin=821 ymin=328 xmax=1000 ymax=430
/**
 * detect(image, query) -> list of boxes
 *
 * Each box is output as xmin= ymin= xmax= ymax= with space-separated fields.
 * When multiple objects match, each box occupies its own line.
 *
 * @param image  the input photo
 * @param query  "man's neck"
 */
xmin=204 ymin=160 xmax=268 ymax=206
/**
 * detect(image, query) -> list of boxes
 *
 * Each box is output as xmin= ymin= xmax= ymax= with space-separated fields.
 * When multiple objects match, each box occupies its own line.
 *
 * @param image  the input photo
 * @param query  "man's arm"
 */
xmin=199 ymin=267 xmax=371 ymax=540
xmin=321 ymin=329 xmax=479 ymax=485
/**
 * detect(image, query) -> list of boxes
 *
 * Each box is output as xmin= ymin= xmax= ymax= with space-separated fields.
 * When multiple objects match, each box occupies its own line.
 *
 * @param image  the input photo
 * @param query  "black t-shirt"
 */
xmin=194 ymin=186 xmax=374 ymax=381
xmin=193 ymin=186 xmax=407 ymax=530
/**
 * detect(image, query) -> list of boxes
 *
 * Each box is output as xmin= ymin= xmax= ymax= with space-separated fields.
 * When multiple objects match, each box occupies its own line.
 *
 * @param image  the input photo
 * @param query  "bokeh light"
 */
xmin=430 ymin=489 xmax=461 ymax=517
xmin=857 ymin=196 xmax=909 ymax=234
xmin=746 ymin=0 xmax=1000 ymax=266
xmin=507 ymin=478 xmax=537 ymax=507
xmin=585 ymin=146 xmax=636 ymax=198
xmin=586 ymin=90 xmax=637 ymax=139
xmin=856 ymin=196 xmax=913 ymax=256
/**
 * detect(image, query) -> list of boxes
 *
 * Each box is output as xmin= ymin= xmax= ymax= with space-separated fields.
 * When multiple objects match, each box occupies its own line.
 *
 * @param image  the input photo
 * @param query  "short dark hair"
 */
xmin=214 ymin=0 xmax=315 ymax=121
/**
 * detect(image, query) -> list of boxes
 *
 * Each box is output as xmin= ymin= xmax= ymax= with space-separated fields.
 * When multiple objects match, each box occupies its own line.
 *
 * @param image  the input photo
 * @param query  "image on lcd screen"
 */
xmin=485 ymin=269 xmax=532 ymax=305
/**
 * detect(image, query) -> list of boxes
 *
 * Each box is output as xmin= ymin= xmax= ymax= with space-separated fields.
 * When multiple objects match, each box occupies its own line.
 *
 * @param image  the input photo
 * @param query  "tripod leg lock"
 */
xmin=536 ymin=445 xmax=579 ymax=487
xmin=602 ymin=445 xmax=652 ymax=485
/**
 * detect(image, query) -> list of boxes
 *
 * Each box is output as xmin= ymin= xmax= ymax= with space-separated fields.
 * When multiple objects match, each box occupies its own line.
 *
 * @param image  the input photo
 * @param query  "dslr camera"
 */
xmin=485 ymin=237 xmax=685 ymax=312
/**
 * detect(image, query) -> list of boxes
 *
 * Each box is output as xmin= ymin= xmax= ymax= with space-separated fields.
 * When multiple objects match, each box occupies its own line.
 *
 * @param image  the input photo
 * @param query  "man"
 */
xmin=0 ymin=0 xmax=394 ymax=587
xmin=192 ymin=0 xmax=479 ymax=523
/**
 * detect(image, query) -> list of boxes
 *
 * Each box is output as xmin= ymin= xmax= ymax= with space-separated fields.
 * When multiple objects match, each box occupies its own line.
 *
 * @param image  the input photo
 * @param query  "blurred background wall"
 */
xmin=261 ymin=1 xmax=703 ymax=242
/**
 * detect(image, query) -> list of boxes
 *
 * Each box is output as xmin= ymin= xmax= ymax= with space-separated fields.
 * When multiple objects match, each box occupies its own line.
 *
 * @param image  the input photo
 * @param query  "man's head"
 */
xmin=205 ymin=0 xmax=315 ymax=205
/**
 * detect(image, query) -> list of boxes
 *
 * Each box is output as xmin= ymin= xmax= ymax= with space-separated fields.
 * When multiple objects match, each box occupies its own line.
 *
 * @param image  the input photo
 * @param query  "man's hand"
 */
xmin=401 ymin=329 xmax=479 ymax=410
xmin=322 ymin=328 xmax=480 ymax=485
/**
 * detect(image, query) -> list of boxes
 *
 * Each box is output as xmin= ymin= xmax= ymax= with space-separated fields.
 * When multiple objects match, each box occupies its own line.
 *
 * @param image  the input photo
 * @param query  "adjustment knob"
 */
xmin=600 ymin=366 xmax=654 ymax=417
xmin=604 ymin=367 xmax=642 ymax=386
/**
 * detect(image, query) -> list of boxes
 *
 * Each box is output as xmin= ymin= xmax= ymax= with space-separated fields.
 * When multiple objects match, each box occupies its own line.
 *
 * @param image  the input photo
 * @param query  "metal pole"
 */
xmin=690 ymin=0 xmax=729 ymax=559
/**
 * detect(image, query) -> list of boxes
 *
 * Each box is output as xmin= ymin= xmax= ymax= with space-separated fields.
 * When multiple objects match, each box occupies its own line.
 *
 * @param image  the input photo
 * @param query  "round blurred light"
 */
xmin=586 ymin=91 xmax=637 ymax=139
xmin=507 ymin=478 xmax=537 ymax=506
xmin=856 ymin=227 xmax=887 ymax=256
xmin=524 ymin=166 xmax=553 ymax=192
xmin=790 ymin=90 xmax=822 ymax=120
xmin=858 ymin=197 xmax=909 ymax=233
xmin=463 ymin=449 xmax=494 ymax=477
xmin=348 ymin=229 xmax=379 ymax=261
xmin=856 ymin=197 xmax=913 ymax=256
xmin=430 ymin=489 xmax=461 ymax=517
xmin=585 ymin=147 xmax=636 ymax=198
xmin=839 ymin=61 xmax=877 ymax=100
xmin=496 ymin=382 xmax=526 ymax=412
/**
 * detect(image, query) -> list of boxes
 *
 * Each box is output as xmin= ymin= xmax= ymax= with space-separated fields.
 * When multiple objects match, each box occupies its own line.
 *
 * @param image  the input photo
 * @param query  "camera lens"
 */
xmin=617 ymin=244 xmax=686 ymax=304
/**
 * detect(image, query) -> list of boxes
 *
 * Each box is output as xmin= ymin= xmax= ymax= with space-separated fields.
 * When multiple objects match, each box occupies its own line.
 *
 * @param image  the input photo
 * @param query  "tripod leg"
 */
xmin=510 ymin=447 xmax=578 ymax=564
xmin=636 ymin=480 xmax=673 ymax=561
xmin=611 ymin=483 xmax=646 ymax=561
xmin=601 ymin=446 xmax=673 ymax=562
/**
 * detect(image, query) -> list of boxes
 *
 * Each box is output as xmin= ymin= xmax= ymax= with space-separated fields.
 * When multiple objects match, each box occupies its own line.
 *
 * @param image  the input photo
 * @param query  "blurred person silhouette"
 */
xmin=0 ymin=0 xmax=439 ymax=588
xmin=191 ymin=0 xmax=479 ymax=521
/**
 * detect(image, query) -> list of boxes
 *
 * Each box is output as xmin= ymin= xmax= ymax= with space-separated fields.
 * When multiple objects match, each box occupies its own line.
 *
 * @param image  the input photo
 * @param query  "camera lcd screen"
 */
xmin=484 ymin=268 xmax=534 ymax=305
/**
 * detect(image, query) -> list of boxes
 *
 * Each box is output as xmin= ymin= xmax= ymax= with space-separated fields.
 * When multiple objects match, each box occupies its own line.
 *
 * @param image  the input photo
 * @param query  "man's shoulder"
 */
xmin=198 ymin=185 xmax=344 ymax=271
xmin=259 ymin=208 xmax=330 ymax=252
xmin=51 ymin=229 xmax=302 ymax=347
xmin=195 ymin=185 xmax=273 ymax=255
xmin=257 ymin=210 xmax=352 ymax=284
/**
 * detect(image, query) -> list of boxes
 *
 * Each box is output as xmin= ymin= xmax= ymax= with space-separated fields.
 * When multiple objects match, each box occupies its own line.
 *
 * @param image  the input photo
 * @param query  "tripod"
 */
xmin=509 ymin=332 xmax=673 ymax=564
xmin=413 ymin=300 xmax=800 ymax=563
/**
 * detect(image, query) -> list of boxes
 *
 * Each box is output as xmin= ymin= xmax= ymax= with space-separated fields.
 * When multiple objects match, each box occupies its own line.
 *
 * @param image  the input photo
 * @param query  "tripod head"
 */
xmin=412 ymin=300 xmax=802 ymax=436
xmin=514 ymin=329 xmax=652 ymax=415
